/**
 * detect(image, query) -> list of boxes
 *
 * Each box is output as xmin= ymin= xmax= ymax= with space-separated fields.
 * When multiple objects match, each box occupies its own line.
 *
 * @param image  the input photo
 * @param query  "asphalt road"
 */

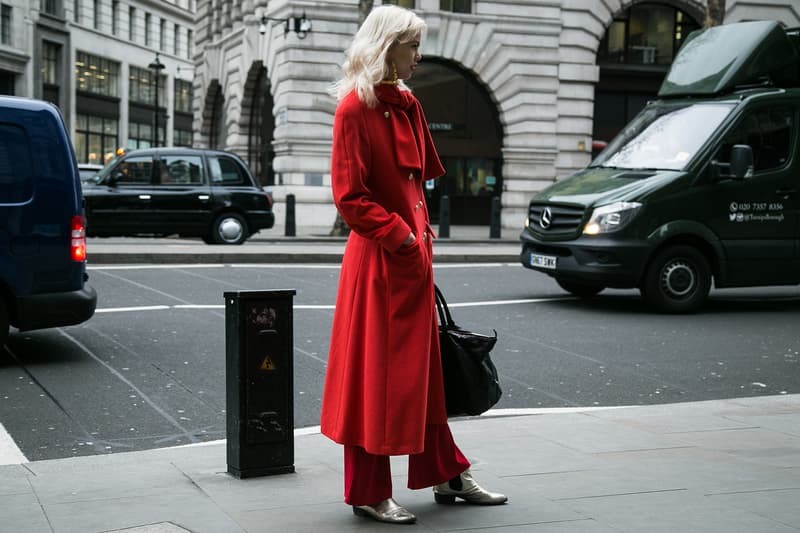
xmin=1 ymin=262 xmax=799 ymax=462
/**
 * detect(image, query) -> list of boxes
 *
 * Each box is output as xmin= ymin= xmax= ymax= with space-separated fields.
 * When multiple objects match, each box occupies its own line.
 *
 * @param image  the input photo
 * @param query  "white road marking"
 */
xmin=89 ymin=264 xmax=226 ymax=270
xmin=0 ymin=422 xmax=27 ymax=465
xmin=95 ymin=305 xmax=171 ymax=313
xmin=93 ymin=297 xmax=574 ymax=315
xmin=88 ymin=263 xmax=519 ymax=271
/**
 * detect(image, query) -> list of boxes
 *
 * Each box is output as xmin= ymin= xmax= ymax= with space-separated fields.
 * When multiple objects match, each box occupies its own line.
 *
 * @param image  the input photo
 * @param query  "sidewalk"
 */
xmin=2 ymin=395 xmax=798 ymax=532
xmin=85 ymin=225 xmax=524 ymax=265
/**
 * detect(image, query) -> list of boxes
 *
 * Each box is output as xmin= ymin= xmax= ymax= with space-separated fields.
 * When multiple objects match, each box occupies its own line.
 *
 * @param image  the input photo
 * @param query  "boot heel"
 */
xmin=434 ymin=493 xmax=456 ymax=504
xmin=352 ymin=507 xmax=368 ymax=517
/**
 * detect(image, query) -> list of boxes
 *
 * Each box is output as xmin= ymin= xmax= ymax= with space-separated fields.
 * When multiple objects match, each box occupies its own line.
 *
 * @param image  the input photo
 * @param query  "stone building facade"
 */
xmin=193 ymin=0 xmax=799 ymax=233
xmin=1 ymin=0 xmax=195 ymax=163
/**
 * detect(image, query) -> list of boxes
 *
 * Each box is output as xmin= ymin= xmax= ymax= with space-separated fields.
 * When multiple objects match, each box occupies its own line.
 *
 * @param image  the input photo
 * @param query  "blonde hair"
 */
xmin=330 ymin=5 xmax=426 ymax=107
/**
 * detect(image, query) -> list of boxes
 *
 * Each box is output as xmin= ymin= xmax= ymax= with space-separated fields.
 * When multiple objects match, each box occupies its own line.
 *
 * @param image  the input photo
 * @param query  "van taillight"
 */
xmin=71 ymin=215 xmax=87 ymax=262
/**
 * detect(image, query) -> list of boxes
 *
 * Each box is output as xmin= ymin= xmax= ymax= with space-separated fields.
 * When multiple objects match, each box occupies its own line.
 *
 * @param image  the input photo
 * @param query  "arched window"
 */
xmin=411 ymin=60 xmax=503 ymax=225
xmin=247 ymin=67 xmax=275 ymax=187
xmin=209 ymin=88 xmax=224 ymax=150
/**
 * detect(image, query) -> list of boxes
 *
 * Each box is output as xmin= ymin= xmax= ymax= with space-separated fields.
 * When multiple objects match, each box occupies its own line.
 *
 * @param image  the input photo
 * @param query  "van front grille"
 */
xmin=528 ymin=204 xmax=585 ymax=234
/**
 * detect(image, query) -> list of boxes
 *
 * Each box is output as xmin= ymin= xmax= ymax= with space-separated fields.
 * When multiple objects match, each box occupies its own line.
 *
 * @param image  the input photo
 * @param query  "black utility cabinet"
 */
xmin=225 ymin=290 xmax=296 ymax=478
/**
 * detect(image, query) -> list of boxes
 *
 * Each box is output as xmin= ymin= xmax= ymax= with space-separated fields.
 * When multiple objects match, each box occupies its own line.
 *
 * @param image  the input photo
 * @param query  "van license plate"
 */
xmin=530 ymin=253 xmax=557 ymax=270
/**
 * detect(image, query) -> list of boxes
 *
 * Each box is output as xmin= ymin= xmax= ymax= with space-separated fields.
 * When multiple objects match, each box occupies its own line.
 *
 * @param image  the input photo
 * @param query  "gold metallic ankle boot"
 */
xmin=353 ymin=497 xmax=417 ymax=524
xmin=433 ymin=469 xmax=508 ymax=505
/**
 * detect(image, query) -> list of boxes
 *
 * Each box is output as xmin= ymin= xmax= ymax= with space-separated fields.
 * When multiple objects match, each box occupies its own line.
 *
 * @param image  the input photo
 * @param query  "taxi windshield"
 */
xmin=593 ymin=102 xmax=736 ymax=171
xmin=94 ymin=153 xmax=125 ymax=183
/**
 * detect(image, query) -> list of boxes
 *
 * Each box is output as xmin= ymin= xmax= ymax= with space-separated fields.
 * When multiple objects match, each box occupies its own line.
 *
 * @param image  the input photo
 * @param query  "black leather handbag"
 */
xmin=434 ymin=284 xmax=502 ymax=416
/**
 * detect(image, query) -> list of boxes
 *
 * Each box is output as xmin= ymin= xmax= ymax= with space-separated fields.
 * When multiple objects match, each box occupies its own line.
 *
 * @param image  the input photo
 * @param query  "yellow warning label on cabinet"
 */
xmin=259 ymin=355 xmax=277 ymax=371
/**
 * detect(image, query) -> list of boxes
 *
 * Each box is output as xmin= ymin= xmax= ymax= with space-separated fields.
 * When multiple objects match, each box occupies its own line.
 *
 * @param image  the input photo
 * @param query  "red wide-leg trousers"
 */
xmin=344 ymin=423 xmax=471 ymax=506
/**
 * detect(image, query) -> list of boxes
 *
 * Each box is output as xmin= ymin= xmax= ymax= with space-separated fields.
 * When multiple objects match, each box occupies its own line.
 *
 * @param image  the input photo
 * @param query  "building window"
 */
xmin=173 ymin=23 xmax=180 ymax=56
xmin=598 ymin=4 xmax=700 ymax=66
xmin=159 ymin=18 xmax=166 ymax=51
xmin=41 ymin=0 xmax=57 ymax=16
xmin=1 ymin=4 xmax=11 ymax=45
xmin=75 ymin=52 xmax=119 ymax=97
xmin=128 ymin=120 xmax=164 ymax=149
xmin=42 ymin=41 xmax=61 ymax=104
xmin=129 ymin=65 xmax=166 ymax=107
xmin=75 ymin=114 xmax=118 ymax=164
xmin=383 ymin=0 xmax=415 ymax=8
xmin=93 ymin=0 xmax=100 ymax=29
xmin=187 ymin=29 xmax=192 ymax=59
xmin=174 ymin=79 xmax=192 ymax=114
xmin=129 ymin=6 xmax=135 ymax=41
xmin=111 ymin=0 xmax=117 ymax=33
xmin=72 ymin=0 xmax=79 ymax=22
xmin=439 ymin=0 xmax=470 ymax=13
xmin=41 ymin=41 xmax=59 ymax=85
xmin=144 ymin=12 xmax=151 ymax=46
xmin=173 ymin=129 xmax=192 ymax=147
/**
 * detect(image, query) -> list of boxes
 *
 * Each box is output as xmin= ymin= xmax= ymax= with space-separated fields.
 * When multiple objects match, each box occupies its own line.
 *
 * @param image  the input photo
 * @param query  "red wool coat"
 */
xmin=320 ymin=84 xmax=447 ymax=456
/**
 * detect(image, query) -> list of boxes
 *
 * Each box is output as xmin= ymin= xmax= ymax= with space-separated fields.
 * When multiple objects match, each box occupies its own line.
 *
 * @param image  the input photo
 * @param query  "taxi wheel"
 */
xmin=642 ymin=245 xmax=711 ymax=313
xmin=211 ymin=212 xmax=248 ymax=245
xmin=556 ymin=279 xmax=605 ymax=298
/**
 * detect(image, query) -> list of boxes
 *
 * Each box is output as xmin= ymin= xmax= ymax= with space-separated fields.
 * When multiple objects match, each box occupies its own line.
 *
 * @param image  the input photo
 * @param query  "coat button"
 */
xmin=408 ymin=173 xmax=414 ymax=180
xmin=384 ymin=111 xmax=389 ymax=118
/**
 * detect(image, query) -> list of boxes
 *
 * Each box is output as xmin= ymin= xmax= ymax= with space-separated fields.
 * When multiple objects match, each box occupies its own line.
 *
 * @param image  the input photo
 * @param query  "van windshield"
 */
xmin=593 ymin=102 xmax=736 ymax=171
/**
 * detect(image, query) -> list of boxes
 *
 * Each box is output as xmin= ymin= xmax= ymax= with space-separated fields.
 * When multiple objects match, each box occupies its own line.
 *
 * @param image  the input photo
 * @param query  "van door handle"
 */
xmin=138 ymin=195 xmax=151 ymax=200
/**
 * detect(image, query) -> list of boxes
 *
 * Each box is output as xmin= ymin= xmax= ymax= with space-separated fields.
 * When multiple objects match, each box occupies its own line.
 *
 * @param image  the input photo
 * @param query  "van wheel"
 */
xmin=642 ymin=245 xmax=711 ymax=313
xmin=556 ymin=279 xmax=605 ymax=298
xmin=211 ymin=213 xmax=248 ymax=245
xmin=0 ymin=300 xmax=8 ymax=347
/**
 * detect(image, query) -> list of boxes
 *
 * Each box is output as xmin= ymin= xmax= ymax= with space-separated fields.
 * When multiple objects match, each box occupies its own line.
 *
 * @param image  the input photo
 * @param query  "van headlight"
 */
xmin=583 ymin=202 xmax=642 ymax=235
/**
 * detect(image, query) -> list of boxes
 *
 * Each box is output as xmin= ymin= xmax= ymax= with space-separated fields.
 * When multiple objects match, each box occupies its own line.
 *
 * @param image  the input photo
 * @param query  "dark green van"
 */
xmin=520 ymin=20 xmax=800 ymax=313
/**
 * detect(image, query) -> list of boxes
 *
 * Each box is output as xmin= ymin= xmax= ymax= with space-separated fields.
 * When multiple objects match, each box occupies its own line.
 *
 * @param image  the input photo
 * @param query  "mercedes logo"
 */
xmin=540 ymin=207 xmax=553 ymax=229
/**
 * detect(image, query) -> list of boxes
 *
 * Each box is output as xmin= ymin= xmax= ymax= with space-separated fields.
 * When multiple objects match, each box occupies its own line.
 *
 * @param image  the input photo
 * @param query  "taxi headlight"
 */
xmin=583 ymin=202 xmax=642 ymax=235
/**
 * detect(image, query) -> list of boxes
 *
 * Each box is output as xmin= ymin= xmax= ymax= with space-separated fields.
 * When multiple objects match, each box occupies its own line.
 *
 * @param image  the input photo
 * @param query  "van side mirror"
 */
xmin=729 ymin=144 xmax=754 ymax=179
xmin=710 ymin=144 xmax=754 ymax=182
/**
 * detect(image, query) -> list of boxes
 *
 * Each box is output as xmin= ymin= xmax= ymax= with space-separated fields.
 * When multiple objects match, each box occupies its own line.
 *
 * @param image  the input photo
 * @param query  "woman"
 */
xmin=320 ymin=5 xmax=507 ymax=525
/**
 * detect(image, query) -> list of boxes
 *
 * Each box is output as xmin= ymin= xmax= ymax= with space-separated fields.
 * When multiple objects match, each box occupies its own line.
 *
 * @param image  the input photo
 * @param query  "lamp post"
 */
xmin=259 ymin=11 xmax=312 ymax=38
xmin=148 ymin=53 xmax=165 ymax=147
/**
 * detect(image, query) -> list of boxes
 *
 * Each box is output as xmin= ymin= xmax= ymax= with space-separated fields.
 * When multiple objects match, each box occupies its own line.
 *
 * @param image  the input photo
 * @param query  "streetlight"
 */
xmin=148 ymin=53 xmax=165 ymax=147
xmin=259 ymin=11 xmax=312 ymax=39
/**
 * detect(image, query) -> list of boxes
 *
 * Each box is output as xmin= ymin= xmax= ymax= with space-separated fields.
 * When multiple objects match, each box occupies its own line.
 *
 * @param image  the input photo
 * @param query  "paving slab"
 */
xmin=0 ymin=396 xmax=797 ymax=532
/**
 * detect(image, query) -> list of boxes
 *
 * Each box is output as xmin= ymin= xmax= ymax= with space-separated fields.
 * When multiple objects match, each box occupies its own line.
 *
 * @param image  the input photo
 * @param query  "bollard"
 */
xmin=285 ymin=194 xmax=296 ymax=237
xmin=489 ymin=196 xmax=501 ymax=239
xmin=225 ymin=289 xmax=296 ymax=478
xmin=439 ymin=195 xmax=450 ymax=238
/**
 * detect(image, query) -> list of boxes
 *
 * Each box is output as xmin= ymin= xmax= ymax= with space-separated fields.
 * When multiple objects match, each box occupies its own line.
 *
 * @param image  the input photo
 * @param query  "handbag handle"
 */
xmin=434 ymin=284 xmax=456 ymax=328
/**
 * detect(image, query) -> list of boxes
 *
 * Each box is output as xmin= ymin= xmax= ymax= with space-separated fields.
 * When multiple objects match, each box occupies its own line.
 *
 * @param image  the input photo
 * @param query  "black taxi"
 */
xmin=83 ymin=148 xmax=274 ymax=244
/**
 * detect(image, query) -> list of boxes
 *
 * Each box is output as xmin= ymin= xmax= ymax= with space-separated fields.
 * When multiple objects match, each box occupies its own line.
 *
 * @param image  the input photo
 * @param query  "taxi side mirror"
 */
xmin=107 ymin=171 xmax=124 ymax=186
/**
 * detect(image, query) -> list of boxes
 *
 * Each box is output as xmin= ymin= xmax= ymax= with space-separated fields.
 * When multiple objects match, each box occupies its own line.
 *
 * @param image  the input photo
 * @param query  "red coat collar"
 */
xmin=375 ymin=84 xmax=415 ymax=111
xmin=373 ymin=85 xmax=444 ymax=180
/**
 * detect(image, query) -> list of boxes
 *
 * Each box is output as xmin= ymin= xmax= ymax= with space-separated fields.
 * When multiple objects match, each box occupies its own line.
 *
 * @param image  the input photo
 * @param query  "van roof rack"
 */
xmin=659 ymin=21 xmax=799 ymax=97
